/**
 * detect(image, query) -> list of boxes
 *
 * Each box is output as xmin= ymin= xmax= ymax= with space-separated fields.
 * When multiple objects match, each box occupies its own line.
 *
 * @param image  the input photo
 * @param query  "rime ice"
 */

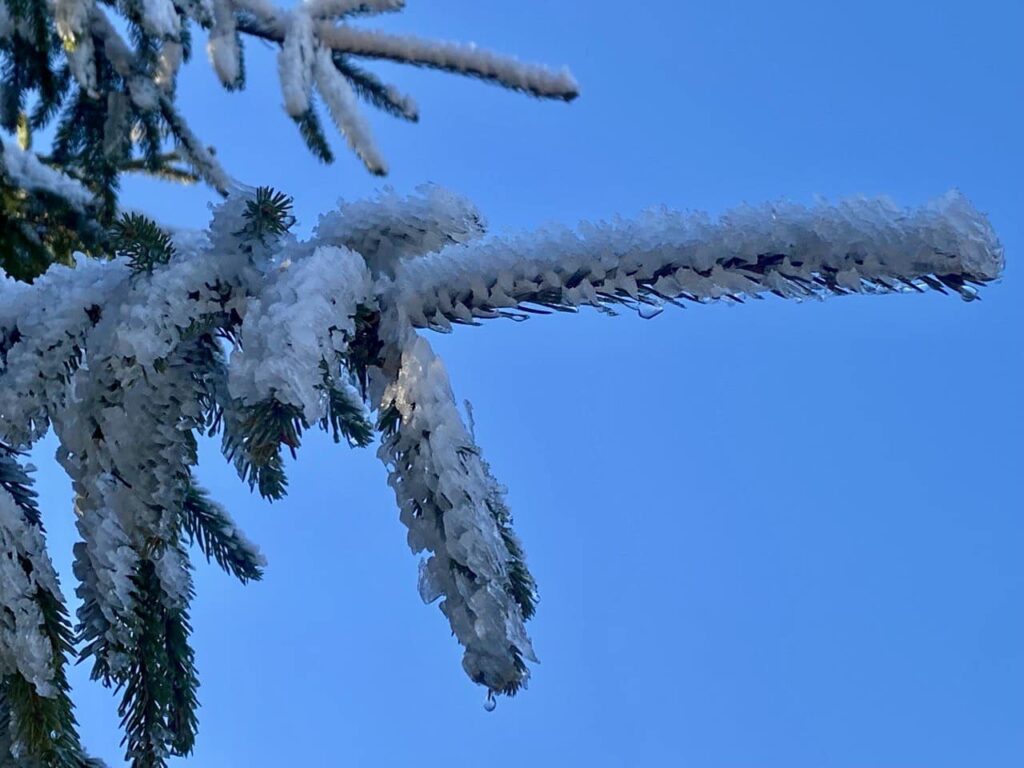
xmin=0 ymin=184 xmax=1004 ymax=704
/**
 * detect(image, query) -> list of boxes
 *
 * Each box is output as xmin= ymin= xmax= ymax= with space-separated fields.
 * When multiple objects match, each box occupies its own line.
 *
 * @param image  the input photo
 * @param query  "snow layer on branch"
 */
xmin=314 ymin=46 xmax=387 ymax=174
xmin=0 ymin=488 xmax=62 ymax=697
xmin=207 ymin=0 xmax=241 ymax=86
xmin=306 ymin=0 xmax=405 ymax=17
xmin=314 ymin=185 xmax=486 ymax=277
xmin=54 ymin=0 xmax=98 ymax=94
xmin=389 ymin=191 xmax=1005 ymax=330
xmin=377 ymin=332 xmax=535 ymax=693
xmin=98 ymin=239 xmax=249 ymax=380
xmin=0 ymin=257 xmax=128 ymax=447
xmin=318 ymin=24 xmax=579 ymax=100
xmin=229 ymin=244 xmax=371 ymax=421
xmin=139 ymin=0 xmax=181 ymax=38
xmin=0 ymin=140 xmax=94 ymax=209
xmin=278 ymin=8 xmax=316 ymax=117
xmin=60 ymin=342 xmax=211 ymax=673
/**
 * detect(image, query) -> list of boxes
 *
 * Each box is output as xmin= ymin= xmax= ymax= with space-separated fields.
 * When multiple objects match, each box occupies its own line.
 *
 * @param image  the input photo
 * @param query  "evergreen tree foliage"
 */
xmin=0 ymin=177 xmax=1004 ymax=764
xmin=0 ymin=3 xmax=1006 ymax=767
xmin=0 ymin=0 xmax=578 ymax=280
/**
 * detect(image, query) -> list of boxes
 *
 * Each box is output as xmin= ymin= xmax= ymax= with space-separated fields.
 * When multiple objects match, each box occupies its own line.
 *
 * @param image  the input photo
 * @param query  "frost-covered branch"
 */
xmin=373 ymin=328 xmax=537 ymax=695
xmin=0 ymin=445 xmax=95 ymax=766
xmin=0 ymin=140 xmax=93 ymax=210
xmin=9 ymin=0 xmax=577 ymax=188
xmin=386 ymin=191 xmax=1005 ymax=331
xmin=0 ymin=184 xmax=1004 ymax=761
xmin=317 ymin=23 xmax=579 ymax=100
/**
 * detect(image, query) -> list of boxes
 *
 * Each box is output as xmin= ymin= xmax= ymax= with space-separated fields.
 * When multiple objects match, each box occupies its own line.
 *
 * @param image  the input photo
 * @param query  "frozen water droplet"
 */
xmin=483 ymin=692 xmax=497 ymax=712
xmin=49 ymin=730 xmax=58 ymax=740
xmin=637 ymin=303 xmax=664 ymax=319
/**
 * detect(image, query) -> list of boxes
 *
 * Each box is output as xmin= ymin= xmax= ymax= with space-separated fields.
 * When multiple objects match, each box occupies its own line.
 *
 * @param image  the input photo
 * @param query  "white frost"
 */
xmin=0 ymin=140 xmax=94 ymax=209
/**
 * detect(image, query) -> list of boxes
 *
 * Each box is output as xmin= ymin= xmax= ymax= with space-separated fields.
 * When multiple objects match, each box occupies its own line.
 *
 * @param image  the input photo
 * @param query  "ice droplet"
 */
xmin=637 ymin=302 xmax=664 ymax=319
xmin=49 ymin=730 xmax=58 ymax=741
xmin=483 ymin=692 xmax=497 ymax=712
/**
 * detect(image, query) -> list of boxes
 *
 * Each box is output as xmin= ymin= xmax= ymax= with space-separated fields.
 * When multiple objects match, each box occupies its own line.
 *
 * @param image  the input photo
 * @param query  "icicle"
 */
xmin=313 ymin=46 xmax=387 ymax=174
xmin=277 ymin=8 xmax=316 ymax=117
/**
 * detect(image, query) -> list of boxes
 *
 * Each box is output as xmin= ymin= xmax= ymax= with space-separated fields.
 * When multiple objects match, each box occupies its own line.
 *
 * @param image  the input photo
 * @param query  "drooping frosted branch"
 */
xmin=374 ymin=328 xmax=537 ymax=695
xmin=0 ymin=448 xmax=93 ymax=765
xmin=388 ymin=191 xmax=1005 ymax=330
xmin=0 ymin=483 xmax=65 ymax=698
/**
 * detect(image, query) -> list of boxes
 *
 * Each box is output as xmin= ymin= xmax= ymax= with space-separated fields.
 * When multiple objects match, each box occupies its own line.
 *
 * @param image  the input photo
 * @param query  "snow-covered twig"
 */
xmin=0 ymin=140 xmax=94 ymax=209
xmin=389 ymin=191 xmax=1004 ymax=331
xmin=317 ymin=23 xmax=579 ymax=100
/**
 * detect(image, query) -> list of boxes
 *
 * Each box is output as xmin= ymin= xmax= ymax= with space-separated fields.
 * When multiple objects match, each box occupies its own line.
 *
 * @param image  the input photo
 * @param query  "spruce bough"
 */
xmin=0 ymin=2 xmax=1005 ymax=767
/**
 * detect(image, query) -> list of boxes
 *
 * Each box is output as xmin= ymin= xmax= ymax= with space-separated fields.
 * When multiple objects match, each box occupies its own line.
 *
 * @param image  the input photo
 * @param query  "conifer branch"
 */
xmin=182 ymin=482 xmax=265 ymax=583
xmin=111 ymin=212 xmax=176 ymax=274
xmin=0 ymin=446 xmax=95 ymax=768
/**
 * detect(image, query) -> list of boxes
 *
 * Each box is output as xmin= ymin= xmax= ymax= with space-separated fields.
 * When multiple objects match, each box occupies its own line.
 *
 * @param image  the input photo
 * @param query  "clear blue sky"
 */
xmin=31 ymin=1 xmax=1023 ymax=765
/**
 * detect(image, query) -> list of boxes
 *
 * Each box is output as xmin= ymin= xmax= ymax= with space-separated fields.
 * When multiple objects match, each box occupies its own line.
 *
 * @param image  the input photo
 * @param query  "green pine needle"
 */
xmin=240 ymin=187 xmax=295 ymax=244
xmin=111 ymin=212 xmax=175 ymax=275
xmin=117 ymin=557 xmax=199 ymax=768
xmin=182 ymin=483 xmax=264 ymax=583
xmin=221 ymin=399 xmax=302 ymax=501
xmin=291 ymin=106 xmax=336 ymax=164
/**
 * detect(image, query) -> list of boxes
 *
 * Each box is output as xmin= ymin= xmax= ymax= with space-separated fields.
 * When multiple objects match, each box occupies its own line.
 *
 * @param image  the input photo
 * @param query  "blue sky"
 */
xmin=30 ymin=1 xmax=1023 ymax=765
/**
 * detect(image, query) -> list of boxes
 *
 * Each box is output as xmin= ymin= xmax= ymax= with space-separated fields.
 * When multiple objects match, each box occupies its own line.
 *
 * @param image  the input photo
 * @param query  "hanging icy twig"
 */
xmin=374 ymin=328 xmax=537 ymax=694
xmin=139 ymin=0 xmax=181 ymax=38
